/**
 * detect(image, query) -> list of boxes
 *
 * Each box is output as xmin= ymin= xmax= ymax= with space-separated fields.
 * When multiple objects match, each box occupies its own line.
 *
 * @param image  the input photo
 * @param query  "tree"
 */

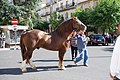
xmin=33 ymin=18 xmax=49 ymax=31
xmin=91 ymin=0 xmax=120 ymax=33
xmin=49 ymin=12 xmax=64 ymax=31
xmin=0 ymin=0 xmax=47 ymax=30
xmin=0 ymin=0 xmax=14 ymax=25
xmin=73 ymin=0 xmax=120 ymax=34
xmin=72 ymin=7 xmax=94 ymax=32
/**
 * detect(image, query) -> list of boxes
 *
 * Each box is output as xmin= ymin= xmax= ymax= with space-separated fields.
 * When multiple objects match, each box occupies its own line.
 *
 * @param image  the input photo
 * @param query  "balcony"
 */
xmin=41 ymin=11 xmax=50 ymax=17
xmin=45 ymin=1 xmax=57 ymax=7
xmin=46 ymin=2 xmax=51 ymax=7
xmin=56 ymin=2 xmax=77 ymax=12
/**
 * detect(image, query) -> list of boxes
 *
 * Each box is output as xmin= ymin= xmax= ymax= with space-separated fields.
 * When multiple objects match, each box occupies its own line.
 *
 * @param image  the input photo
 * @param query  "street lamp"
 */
xmin=11 ymin=18 xmax=18 ymax=50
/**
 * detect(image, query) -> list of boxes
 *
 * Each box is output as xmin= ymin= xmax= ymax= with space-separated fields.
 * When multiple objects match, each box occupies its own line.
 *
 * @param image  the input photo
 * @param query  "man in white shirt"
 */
xmin=110 ymin=22 xmax=120 ymax=80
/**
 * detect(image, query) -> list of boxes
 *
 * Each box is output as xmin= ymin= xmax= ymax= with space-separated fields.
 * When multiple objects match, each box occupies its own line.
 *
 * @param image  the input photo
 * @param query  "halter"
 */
xmin=72 ymin=17 xmax=86 ymax=32
xmin=72 ymin=17 xmax=81 ymax=31
xmin=72 ymin=17 xmax=77 ymax=30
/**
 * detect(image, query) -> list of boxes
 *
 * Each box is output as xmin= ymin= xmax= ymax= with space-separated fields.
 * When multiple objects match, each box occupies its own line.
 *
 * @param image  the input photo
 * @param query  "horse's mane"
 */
xmin=53 ymin=19 xmax=73 ymax=37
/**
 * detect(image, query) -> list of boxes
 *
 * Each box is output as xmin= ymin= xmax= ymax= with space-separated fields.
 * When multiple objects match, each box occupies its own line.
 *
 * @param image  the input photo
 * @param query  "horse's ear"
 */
xmin=72 ymin=17 xmax=77 ymax=20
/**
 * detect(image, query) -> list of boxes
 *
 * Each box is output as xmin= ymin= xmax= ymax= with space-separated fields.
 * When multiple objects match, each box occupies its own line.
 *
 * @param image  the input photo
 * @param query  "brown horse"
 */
xmin=20 ymin=17 xmax=87 ymax=72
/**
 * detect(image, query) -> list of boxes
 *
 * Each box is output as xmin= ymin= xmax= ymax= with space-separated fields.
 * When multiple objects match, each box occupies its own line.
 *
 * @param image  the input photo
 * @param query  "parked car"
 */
xmin=88 ymin=34 xmax=105 ymax=46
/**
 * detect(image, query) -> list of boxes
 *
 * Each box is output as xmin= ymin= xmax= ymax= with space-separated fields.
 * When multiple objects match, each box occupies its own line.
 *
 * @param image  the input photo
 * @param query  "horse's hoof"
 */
xmin=22 ymin=70 xmax=27 ymax=73
xmin=62 ymin=67 xmax=66 ymax=70
xmin=58 ymin=68 xmax=66 ymax=70
xmin=22 ymin=71 xmax=27 ymax=74
xmin=21 ymin=68 xmax=27 ymax=73
xmin=58 ymin=66 xmax=66 ymax=70
xmin=32 ymin=67 xmax=37 ymax=70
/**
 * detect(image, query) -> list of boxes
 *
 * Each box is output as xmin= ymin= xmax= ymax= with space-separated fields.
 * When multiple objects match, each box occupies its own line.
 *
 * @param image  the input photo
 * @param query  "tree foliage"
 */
xmin=49 ymin=12 xmax=64 ymax=31
xmin=73 ymin=0 xmax=120 ymax=33
xmin=92 ymin=0 xmax=120 ymax=33
xmin=0 ymin=0 xmax=49 ymax=30
xmin=73 ymin=7 xmax=93 ymax=32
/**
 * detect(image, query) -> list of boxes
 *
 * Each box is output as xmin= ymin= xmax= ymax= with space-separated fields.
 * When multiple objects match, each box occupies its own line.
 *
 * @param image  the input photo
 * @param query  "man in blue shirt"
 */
xmin=74 ymin=30 xmax=88 ymax=67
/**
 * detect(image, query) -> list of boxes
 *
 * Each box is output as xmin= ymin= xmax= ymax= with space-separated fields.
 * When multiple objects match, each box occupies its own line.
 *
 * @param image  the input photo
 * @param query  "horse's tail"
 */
xmin=20 ymin=33 xmax=26 ymax=61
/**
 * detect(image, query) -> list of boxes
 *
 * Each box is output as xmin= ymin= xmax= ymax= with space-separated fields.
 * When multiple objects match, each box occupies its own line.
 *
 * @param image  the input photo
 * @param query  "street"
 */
xmin=0 ymin=46 xmax=113 ymax=80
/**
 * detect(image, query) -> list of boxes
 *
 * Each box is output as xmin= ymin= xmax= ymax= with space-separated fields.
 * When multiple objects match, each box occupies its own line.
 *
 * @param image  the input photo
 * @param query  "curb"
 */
xmin=0 ymin=48 xmax=20 ymax=51
xmin=0 ymin=48 xmax=10 ymax=51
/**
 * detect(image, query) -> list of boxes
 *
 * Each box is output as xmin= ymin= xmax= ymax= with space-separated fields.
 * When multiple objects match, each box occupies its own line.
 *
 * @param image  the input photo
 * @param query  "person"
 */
xmin=85 ymin=32 xmax=90 ymax=46
xmin=110 ymin=22 xmax=120 ymax=80
xmin=70 ymin=30 xmax=78 ymax=61
xmin=113 ymin=35 xmax=117 ymax=45
xmin=1 ymin=32 xmax=5 ymax=48
xmin=105 ymin=35 xmax=109 ymax=46
xmin=74 ymin=30 xmax=88 ymax=67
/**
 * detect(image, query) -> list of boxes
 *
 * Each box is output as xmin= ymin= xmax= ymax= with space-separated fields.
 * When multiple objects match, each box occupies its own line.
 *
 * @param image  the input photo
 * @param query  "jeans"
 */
xmin=74 ymin=49 xmax=88 ymax=65
xmin=114 ymin=77 xmax=120 ymax=80
xmin=113 ymin=39 xmax=116 ymax=45
xmin=71 ymin=45 xmax=77 ymax=60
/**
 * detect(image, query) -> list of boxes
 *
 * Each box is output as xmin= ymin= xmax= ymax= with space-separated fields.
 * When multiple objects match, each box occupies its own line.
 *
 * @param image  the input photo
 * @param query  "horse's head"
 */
xmin=72 ymin=17 xmax=87 ymax=32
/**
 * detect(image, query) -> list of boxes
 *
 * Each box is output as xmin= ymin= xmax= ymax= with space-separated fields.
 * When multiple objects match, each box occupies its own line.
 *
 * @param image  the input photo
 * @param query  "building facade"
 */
xmin=38 ymin=0 xmax=98 ymax=21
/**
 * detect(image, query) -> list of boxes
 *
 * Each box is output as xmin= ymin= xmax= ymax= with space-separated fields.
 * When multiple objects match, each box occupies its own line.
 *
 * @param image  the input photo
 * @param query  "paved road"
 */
xmin=0 ymin=46 xmax=113 ymax=80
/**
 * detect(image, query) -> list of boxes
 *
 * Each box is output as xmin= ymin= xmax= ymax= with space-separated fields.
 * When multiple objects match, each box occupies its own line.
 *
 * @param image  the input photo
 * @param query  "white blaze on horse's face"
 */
xmin=76 ymin=18 xmax=82 ymax=25
xmin=74 ymin=18 xmax=87 ymax=32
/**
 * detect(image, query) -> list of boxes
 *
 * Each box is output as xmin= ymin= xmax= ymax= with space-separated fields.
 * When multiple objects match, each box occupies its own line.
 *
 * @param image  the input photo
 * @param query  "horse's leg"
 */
xmin=58 ymin=50 xmax=66 ymax=70
xmin=28 ymin=50 xmax=36 ymax=70
xmin=21 ymin=53 xmax=27 ymax=72
xmin=28 ymin=41 xmax=39 ymax=70
xmin=21 ymin=49 xmax=27 ymax=72
xmin=29 ymin=59 xmax=36 ymax=69
xmin=21 ymin=49 xmax=35 ymax=72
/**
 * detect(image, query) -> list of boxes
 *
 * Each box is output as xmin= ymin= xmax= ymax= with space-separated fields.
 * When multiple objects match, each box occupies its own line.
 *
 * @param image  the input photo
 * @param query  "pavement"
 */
xmin=0 ymin=45 xmax=114 ymax=80
xmin=0 ymin=48 xmax=10 ymax=51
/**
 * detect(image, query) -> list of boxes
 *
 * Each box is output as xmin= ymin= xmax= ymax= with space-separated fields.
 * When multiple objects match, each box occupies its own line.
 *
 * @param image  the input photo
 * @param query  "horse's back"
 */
xmin=20 ymin=29 xmax=47 ymax=49
xmin=23 ymin=29 xmax=47 ymax=39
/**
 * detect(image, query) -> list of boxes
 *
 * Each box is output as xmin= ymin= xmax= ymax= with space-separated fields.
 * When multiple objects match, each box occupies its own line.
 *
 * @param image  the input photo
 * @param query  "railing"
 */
xmin=41 ymin=2 xmax=77 ymax=17
xmin=41 ymin=11 xmax=50 ymax=17
xmin=56 ymin=2 xmax=77 ymax=12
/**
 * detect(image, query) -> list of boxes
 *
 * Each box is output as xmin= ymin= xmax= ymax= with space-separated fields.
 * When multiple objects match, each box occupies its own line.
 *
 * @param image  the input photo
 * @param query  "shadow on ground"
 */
xmin=0 ymin=68 xmax=22 ymax=75
xmin=102 ymin=47 xmax=114 ymax=52
xmin=26 ymin=64 xmax=84 ymax=73
xmin=0 ymin=60 xmax=83 ymax=75
xmin=18 ymin=59 xmax=71 ymax=63
xmin=89 ymin=55 xmax=111 ymax=59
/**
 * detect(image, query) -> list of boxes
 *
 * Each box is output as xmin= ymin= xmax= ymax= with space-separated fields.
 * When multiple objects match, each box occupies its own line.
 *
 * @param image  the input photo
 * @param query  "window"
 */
xmin=47 ymin=0 xmax=51 ymax=3
xmin=65 ymin=12 xmax=68 ymax=20
xmin=72 ymin=0 xmax=75 ymax=6
xmin=58 ymin=0 xmax=62 ymax=2
xmin=66 ymin=1 xmax=68 ymax=7
xmin=60 ymin=3 xmax=63 ymax=9
xmin=71 ymin=13 xmax=73 ymax=17
xmin=80 ymin=5 xmax=83 ymax=9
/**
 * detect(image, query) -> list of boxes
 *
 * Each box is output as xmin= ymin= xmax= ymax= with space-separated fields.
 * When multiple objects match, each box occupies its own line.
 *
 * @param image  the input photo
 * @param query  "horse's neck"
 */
xmin=55 ymin=21 xmax=73 ymax=39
